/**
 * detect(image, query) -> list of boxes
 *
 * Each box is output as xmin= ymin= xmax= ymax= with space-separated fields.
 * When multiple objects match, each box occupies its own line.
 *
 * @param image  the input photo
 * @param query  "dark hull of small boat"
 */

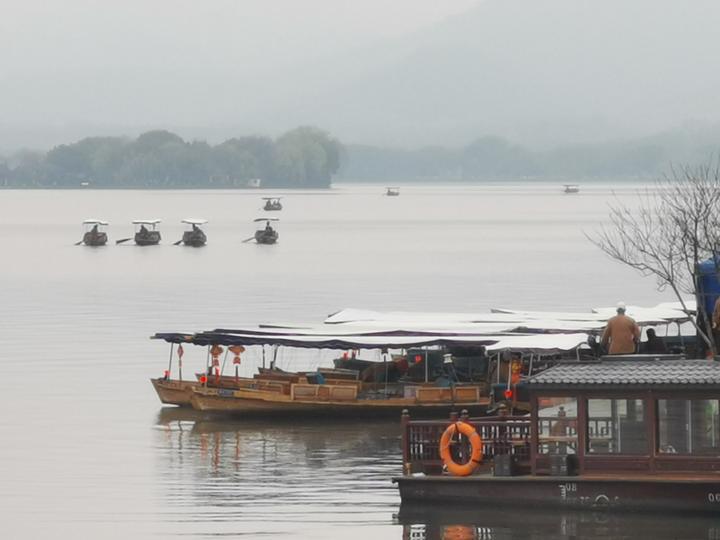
xmin=182 ymin=230 xmax=207 ymax=247
xmin=394 ymin=475 xmax=720 ymax=514
xmin=264 ymin=204 xmax=282 ymax=211
xmin=83 ymin=231 xmax=107 ymax=246
xmin=255 ymin=230 xmax=278 ymax=244
xmin=135 ymin=231 xmax=161 ymax=246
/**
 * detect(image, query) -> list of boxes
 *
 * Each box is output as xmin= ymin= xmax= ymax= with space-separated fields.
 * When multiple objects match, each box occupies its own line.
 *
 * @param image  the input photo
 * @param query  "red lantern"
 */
xmin=177 ymin=344 xmax=184 ymax=358
xmin=199 ymin=375 xmax=208 ymax=384
xmin=414 ymin=354 xmax=423 ymax=364
xmin=163 ymin=370 xmax=170 ymax=379
xmin=504 ymin=388 xmax=513 ymax=399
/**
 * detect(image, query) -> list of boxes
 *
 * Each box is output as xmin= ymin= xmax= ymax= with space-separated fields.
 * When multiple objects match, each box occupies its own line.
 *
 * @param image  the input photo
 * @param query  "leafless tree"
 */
xmin=588 ymin=160 xmax=720 ymax=354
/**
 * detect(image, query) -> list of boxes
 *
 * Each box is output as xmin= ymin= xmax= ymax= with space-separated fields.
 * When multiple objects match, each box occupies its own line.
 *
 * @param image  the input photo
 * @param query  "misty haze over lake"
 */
xmin=2 ymin=0 xmax=720 ymax=153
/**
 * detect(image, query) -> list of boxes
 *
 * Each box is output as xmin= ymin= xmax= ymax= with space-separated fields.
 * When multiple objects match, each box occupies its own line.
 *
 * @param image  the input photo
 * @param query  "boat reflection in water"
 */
xmin=396 ymin=504 xmax=720 ymax=540
xmin=153 ymin=408 xmax=401 ymax=538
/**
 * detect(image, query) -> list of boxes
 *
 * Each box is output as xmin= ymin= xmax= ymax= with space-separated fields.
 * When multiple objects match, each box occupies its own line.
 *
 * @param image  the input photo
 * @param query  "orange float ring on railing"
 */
xmin=439 ymin=421 xmax=483 ymax=476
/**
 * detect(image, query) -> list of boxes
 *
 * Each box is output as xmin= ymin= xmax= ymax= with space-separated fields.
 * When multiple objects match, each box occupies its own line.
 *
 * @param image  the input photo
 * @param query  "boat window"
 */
xmin=586 ymin=399 xmax=647 ymax=454
xmin=657 ymin=399 xmax=720 ymax=454
xmin=537 ymin=397 xmax=577 ymax=454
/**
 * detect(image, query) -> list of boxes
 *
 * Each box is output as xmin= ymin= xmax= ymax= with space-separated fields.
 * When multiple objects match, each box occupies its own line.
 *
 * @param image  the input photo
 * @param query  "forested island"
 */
xmin=1 ymin=126 xmax=716 ymax=188
xmin=0 ymin=127 xmax=343 ymax=188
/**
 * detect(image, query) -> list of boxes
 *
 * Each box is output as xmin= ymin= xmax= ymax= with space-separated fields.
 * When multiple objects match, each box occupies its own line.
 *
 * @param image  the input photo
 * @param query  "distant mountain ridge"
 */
xmin=279 ymin=0 xmax=720 ymax=148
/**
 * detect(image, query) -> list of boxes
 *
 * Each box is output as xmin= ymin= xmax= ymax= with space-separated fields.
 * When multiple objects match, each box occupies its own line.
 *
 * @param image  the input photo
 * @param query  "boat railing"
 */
xmin=401 ymin=409 xmax=531 ymax=475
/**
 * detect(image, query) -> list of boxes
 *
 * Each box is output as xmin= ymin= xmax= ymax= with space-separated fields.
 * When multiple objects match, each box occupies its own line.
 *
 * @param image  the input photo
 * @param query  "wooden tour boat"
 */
xmin=563 ymin=184 xmax=580 ymax=194
xmin=386 ymin=186 xmax=400 ymax=196
xmin=253 ymin=218 xmax=279 ymax=244
xmin=116 ymin=219 xmax=161 ymax=245
xmin=395 ymin=356 xmax=720 ymax=514
xmin=177 ymin=218 xmax=207 ymax=247
xmin=150 ymin=303 xmax=693 ymax=417
xmin=263 ymin=197 xmax=283 ymax=211
xmin=78 ymin=219 xmax=108 ymax=246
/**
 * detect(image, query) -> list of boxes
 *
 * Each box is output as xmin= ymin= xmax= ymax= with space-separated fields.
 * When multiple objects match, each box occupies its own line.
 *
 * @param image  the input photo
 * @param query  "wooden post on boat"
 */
xmin=166 ymin=343 xmax=174 ymax=379
xmin=424 ymin=347 xmax=429 ymax=383
xmin=401 ymin=409 xmax=411 ymax=475
xmin=178 ymin=344 xmax=183 ymax=381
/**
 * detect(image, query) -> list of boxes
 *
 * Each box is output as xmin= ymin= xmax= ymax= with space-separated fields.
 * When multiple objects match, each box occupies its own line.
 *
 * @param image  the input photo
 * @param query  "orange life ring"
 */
xmin=439 ymin=421 xmax=483 ymax=476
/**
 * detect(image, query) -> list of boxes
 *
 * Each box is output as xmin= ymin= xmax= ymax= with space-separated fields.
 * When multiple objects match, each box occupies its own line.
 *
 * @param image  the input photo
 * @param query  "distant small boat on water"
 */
xmin=116 ymin=219 xmax=162 ymax=245
xmin=386 ymin=187 xmax=400 ymax=196
xmin=78 ymin=219 xmax=108 ymax=246
xmin=253 ymin=218 xmax=279 ymax=244
xmin=563 ymin=184 xmax=580 ymax=194
xmin=263 ymin=197 xmax=283 ymax=211
xmin=177 ymin=218 xmax=207 ymax=247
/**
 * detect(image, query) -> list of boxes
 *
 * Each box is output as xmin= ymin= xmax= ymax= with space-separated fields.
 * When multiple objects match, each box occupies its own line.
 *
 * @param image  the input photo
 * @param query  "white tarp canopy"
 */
xmin=486 ymin=333 xmax=589 ymax=354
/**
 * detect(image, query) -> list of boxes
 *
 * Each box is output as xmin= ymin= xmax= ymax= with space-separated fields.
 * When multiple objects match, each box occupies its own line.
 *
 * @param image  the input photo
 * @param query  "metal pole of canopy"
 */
xmin=262 ymin=345 xmax=266 ymax=369
xmin=528 ymin=353 xmax=534 ymax=377
xmin=677 ymin=321 xmax=685 ymax=346
xmin=424 ymin=347 xmax=429 ymax=383
xmin=384 ymin=351 xmax=389 ymax=396
xmin=178 ymin=346 xmax=183 ymax=382
xmin=167 ymin=343 xmax=174 ymax=379
xmin=205 ymin=345 xmax=211 ymax=386
xmin=272 ymin=345 xmax=279 ymax=370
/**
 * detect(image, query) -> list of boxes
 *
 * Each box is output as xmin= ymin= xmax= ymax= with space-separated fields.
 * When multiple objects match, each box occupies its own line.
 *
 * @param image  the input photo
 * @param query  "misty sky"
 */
xmin=2 ymin=0 xmax=719 ymax=151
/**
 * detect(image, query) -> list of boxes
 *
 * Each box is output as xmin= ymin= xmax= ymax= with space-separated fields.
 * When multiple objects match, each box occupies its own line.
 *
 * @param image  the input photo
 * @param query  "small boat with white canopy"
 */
xmin=262 ymin=197 xmax=283 ymax=211
xmin=253 ymin=218 xmax=279 ymax=245
xmin=563 ymin=184 xmax=580 ymax=194
xmin=116 ymin=219 xmax=162 ymax=245
xmin=386 ymin=187 xmax=400 ymax=196
xmin=78 ymin=219 xmax=109 ymax=246
xmin=177 ymin=218 xmax=207 ymax=247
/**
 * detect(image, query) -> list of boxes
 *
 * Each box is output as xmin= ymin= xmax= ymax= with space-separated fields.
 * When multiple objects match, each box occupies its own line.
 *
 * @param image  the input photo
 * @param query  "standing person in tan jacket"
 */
xmin=601 ymin=302 xmax=640 ymax=355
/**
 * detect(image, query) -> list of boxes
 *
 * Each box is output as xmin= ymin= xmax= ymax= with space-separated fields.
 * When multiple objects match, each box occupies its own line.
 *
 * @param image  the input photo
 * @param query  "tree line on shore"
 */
xmin=2 ymin=127 xmax=716 ymax=187
xmin=338 ymin=132 xmax=719 ymax=181
xmin=0 ymin=127 xmax=343 ymax=188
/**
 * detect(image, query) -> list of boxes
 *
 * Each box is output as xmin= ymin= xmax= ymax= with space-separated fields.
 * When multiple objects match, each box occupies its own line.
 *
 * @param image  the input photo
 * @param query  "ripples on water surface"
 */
xmin=0 ymin=184 xmax=714 ymax=538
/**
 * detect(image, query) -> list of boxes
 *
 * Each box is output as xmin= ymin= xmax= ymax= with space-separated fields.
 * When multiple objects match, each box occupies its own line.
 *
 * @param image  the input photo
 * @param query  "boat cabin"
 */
xmin=527 ymin=358 xmax=720 ymax=475
xmin=386 ymin=187 xmax=400 ymax=196
xmin=397 ymin=357 xmax=720 ymax=512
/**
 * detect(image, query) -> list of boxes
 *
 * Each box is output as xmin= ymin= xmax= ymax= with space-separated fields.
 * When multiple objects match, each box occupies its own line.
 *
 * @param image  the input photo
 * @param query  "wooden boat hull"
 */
xmin=135 ymin=231 xmax=161 ymax=245
xmin=182 ymin=229 xmax=207 ymax=247
xmin=255 ymin=230 xmax=278 ymax=244
xmin=394 ymin=474 xmax=720 ymax=514
xmin=83 ymin=231 xmax=107 ymax=246
xmin=150 ymin=378 xmax=199 ymax=406
xmin=189 ymin=386 xmax=489 ymax=418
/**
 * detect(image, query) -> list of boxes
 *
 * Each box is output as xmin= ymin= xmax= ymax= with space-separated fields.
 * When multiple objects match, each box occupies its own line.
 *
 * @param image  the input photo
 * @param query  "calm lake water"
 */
xmin=0 ymin=183 xmax=714 ymax=538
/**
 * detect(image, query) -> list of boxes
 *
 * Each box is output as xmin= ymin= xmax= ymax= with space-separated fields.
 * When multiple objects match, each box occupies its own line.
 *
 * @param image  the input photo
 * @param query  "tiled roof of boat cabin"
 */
xmin=527 ymin=359 xmax=720 ymax=388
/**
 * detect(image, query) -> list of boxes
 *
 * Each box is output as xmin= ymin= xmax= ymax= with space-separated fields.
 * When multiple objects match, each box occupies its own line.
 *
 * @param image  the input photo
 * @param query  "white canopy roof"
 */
xmin=591 ymin=302 xmax=692 ymax=324
xmin=132 ymin=219 xmax=161 ymax=224
xmin=83 ymin=219 xmax=108 ymax=225
xmin=181 ymin=218 xmax=207 ymax=225
xmin=486 ymin=333 xmax=589 ymax=354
